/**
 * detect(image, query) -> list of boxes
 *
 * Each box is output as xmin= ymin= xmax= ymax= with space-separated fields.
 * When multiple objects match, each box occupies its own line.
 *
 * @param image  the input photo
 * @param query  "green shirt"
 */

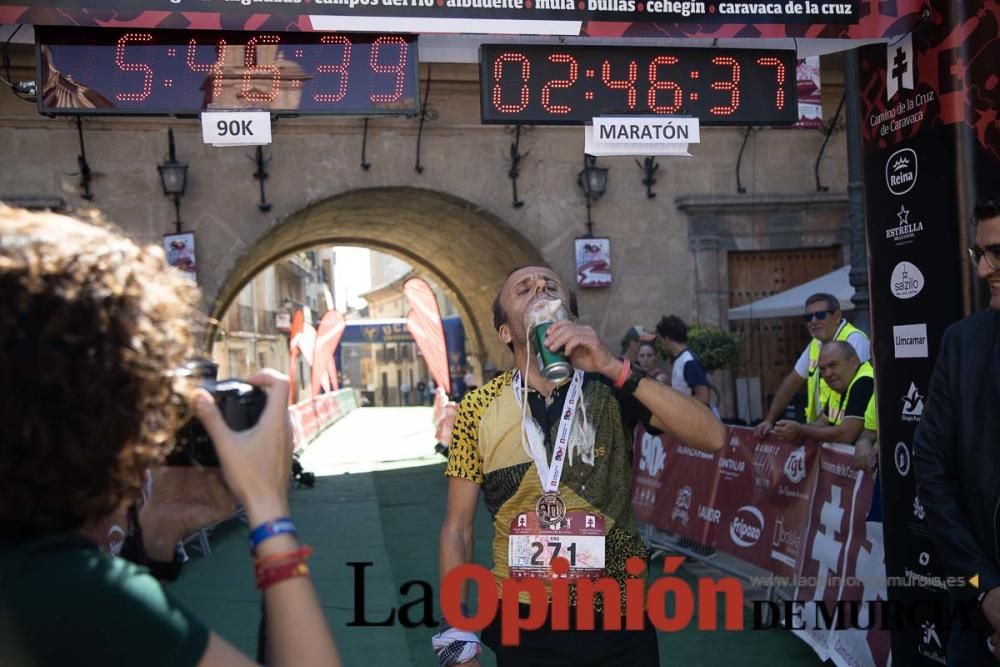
xmin=0 ymin=534 xmax=209 ymax=667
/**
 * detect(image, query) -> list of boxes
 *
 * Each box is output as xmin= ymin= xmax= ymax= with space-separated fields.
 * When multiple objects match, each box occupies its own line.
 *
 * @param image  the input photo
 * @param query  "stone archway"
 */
xmin=208 ymin=187 xmax=546 ymax=370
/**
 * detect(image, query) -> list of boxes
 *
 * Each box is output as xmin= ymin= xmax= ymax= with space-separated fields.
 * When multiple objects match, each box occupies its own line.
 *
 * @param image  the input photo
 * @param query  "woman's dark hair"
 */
xmin=0 ymin=206 xmax=199 ymax=540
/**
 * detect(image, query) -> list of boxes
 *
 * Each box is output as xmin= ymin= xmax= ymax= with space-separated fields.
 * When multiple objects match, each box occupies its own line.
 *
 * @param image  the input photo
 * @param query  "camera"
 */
xmin=166 ymin=360 xmax=267 ymax=467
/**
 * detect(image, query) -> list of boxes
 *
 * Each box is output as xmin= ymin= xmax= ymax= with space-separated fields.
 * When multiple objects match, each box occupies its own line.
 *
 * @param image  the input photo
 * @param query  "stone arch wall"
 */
xmin=209 ymin=186 xmax=547 ymax=369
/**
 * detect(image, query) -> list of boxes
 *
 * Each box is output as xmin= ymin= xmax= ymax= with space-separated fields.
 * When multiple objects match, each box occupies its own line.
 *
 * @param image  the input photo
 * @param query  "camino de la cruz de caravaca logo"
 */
xmin=671 ymin=485 xmax=692 ymax=527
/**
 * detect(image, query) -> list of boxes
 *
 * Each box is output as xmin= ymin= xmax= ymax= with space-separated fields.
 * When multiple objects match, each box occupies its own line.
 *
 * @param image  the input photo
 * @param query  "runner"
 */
xmin=435 ymin=266 xmax=725 ymax=666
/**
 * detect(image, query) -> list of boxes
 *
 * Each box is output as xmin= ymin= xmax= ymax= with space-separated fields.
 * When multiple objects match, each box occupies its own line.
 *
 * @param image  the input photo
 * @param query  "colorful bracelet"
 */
xmin=254 ymin=545 xmax=313 ymax=570
xmin=256 ymin=560 xmax=311 ymax=590
xmin=248 ymin=517 xmax=297 ymax=554
xmin=613 ymin=357 xmax=631 ymax=389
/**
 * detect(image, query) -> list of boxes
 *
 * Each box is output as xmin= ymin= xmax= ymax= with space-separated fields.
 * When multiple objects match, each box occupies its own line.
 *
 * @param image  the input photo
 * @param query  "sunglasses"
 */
xmin=802 ymin=310 xmax=834 ymax=323
xmin=968 ymin=244 xmax=1000 ymax=271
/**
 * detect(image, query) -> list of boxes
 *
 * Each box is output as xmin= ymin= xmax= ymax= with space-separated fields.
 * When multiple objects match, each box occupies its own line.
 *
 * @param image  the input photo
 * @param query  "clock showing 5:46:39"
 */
xmin=479 ymin=44 xmax=798 ymax=126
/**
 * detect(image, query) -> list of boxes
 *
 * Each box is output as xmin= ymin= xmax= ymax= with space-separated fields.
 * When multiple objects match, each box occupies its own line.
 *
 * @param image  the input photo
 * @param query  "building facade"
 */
xmin=0 ymin=37 xmax=855 ymax=419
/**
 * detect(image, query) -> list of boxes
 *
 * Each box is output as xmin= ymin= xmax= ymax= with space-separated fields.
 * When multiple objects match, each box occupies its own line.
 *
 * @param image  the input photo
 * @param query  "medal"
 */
xmin=535 ymin=492 xmax=567 ymax=528
xmin=514 ymin=368 xmax=585 ymax=530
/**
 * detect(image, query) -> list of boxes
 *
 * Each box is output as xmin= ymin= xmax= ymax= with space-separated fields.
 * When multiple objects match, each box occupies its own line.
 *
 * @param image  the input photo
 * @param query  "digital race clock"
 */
xmin=35 ymin=27 xmax=420 ymax=117
xmin=480 ymin=44 xmax=797 ymax=126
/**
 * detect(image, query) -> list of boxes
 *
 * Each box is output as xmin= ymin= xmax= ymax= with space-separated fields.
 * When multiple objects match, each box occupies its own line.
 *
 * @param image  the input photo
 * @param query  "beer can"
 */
xmin=530 ymin=320 xmax=573 ymax=385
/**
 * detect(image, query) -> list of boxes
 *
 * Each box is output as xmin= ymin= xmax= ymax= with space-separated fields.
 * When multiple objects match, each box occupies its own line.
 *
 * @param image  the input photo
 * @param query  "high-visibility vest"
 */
xmin=825 ymin=361 xmax=878 ymax=431
xmin=806 ymin=320 xmax=866 ymax=422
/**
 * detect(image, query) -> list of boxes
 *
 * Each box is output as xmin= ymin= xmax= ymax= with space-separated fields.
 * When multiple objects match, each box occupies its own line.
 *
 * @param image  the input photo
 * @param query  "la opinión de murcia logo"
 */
xmin=891 ymin=261 xmax=924 ymax=299
xmin=885 ymin=147 xmax=918 ymax=195
xmin=901 ymin=382 xmax=925 ymax=422
xmin=886 ymin=205 xmax=925 ymax=246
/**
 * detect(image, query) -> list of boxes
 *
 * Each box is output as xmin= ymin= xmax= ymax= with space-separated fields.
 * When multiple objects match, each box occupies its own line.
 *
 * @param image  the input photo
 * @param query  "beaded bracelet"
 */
xmin=254 ymin=545 xmax=314 ymax=571
xmin=256 ymin=560 xmax=311 ymax=590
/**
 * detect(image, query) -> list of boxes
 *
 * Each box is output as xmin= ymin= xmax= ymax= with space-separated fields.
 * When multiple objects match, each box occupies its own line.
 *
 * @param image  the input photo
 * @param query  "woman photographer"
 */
xmin=0 ymin=205 xmax=341 ymax=667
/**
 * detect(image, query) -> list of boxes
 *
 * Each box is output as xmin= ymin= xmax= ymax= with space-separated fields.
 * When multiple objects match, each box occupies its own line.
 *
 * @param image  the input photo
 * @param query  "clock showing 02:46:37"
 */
xmin=479 ymin=44 xmax=798 ymax=126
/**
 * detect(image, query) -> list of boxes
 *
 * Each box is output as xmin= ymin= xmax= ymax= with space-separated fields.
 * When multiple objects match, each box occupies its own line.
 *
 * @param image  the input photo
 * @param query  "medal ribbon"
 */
xmin=513 ymin=369 xmax=585 ymax=493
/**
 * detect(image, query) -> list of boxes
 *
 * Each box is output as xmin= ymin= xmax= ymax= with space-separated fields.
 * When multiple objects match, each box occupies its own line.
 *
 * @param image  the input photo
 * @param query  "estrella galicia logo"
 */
xmin=730 ymin=506 xmax=765 ymax=547
xmin=886 ymin=147 xmax=918 ymax=195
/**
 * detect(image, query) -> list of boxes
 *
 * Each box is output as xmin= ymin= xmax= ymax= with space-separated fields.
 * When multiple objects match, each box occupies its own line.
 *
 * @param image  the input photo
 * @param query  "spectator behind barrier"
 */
xmin=0 ymin=205 xmax=341 ymax=667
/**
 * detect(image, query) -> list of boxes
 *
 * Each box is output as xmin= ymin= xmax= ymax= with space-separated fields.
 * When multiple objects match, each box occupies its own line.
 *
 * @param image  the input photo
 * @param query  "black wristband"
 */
xmin=622 ymin=365 xmax=646 ymax=394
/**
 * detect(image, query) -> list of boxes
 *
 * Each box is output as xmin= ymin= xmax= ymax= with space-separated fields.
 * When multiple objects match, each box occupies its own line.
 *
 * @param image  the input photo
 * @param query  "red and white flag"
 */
xmin=311 ymin=309 xmax=346 ymax=396
xmin=403 ymin=277 xmax=451 ymax=395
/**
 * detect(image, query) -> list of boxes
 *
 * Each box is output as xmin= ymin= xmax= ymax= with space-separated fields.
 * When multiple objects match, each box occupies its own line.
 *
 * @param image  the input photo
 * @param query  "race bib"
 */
xmin=508 ymin=510 xmax=605 ymax=579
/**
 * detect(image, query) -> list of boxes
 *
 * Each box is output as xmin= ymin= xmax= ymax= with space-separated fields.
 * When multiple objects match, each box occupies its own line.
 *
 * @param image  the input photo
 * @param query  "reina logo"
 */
xmin=885 ymin=147 xmax=918 ymax=195
xmin=901 ymin=382 xmax=925 ymax=422
xmin=729 ymin=506 xmax=765 ymax=547
xmin=891 ymin=261 xmax=924 ymax=300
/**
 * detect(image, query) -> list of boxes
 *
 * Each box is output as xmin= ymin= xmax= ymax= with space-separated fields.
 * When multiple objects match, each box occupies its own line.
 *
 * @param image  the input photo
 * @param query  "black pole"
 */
xmin=173 ymin=196 xmax=182 ymax=234
xmin=844 ymin=49 xmax=870 ymax=335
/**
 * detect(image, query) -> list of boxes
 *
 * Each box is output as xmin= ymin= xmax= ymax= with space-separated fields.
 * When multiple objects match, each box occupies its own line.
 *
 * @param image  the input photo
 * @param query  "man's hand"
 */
xmin=545 ymin=320 xmax=616 ymax=377
xmin=773 ymin=420 xmax=803 ymax=443
xmin=983 ymin=587 xmax=1000 ymax=634
xmin=754 ymin=420 xmax=775 ymax=438
xmin=852 ymin=438 xmax=878 ymax=474
xmin=139 ymin=467 xmax=238 ymax=561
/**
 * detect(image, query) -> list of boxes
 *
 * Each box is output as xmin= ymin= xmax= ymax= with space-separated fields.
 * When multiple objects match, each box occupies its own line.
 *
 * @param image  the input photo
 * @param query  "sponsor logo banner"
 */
xmin=632 ymin=427 xmax=889 ymax=666
xmin=893 ymin=323 xmax=928 ymax=358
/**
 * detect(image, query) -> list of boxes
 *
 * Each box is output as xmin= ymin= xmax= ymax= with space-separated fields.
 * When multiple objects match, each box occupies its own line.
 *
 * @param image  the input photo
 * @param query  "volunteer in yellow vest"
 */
xmin=773 ymin=341 xmax=876 ymax=448
xmin=754 ymin=293 xmax=870 ymax=437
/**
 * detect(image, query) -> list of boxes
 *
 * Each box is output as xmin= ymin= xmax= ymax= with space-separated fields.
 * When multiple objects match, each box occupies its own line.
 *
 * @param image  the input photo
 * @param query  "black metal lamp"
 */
xmin=158 ymin=128 xmax=188 ymax=234
xmin=577 ymin=154 xmax=609 ymax=236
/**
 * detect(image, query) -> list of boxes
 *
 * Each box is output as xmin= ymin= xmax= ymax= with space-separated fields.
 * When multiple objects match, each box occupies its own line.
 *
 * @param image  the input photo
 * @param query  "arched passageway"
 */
xmin=208 ymin=187 xmax=546 ymax=369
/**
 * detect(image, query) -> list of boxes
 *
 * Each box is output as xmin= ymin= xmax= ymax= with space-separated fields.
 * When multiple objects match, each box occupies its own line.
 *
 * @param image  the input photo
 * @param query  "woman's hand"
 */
xmin=191 ymin=369 xmax=293 ymax=526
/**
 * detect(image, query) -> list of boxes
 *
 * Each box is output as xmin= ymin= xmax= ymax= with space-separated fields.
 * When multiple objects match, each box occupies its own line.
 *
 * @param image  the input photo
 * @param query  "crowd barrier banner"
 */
xmin=632 ymin=425 xmax=890 ymax=667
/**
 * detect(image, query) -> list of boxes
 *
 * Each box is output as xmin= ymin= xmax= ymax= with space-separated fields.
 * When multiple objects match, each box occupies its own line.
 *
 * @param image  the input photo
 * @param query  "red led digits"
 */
xmin=369 ymin=36 xmax=408 ymax=104
xmin=242 ymin=35 xmax=282 ymax=104
xmin=709 ymin=56 xmax=741 ymax=116
xmin=114 ymin=33 xmax=153 ymax=102
xmin=315 ymin=35 xmax=351 ymax=103
xmin=492 ymin=52 xmax=531 ymax=113
xmin=601 ymin=59 xmax=638 ymax=110
xmin=756 ymin=56 xmax=785 ymax=110
xmin=541 ymin=54 xmax=578 ymax=114
xmin=187 ymin=38 xmax=226 ymax=102
xmin=647 ymin=56 xmax=682 ymax=114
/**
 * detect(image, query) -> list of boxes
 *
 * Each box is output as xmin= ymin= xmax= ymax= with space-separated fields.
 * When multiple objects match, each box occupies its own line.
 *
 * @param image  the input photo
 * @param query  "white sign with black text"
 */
xmin=893 ymin=323 xmax=929 ymax=358
xmin=201 ymin=111 xmax=272 ymax=147
xmin=584 ymin=116 xmax=700 ymax=157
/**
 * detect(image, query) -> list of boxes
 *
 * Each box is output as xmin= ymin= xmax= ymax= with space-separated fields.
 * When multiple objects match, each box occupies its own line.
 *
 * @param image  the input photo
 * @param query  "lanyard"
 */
xmin=512 ymin=369 xmax=585 ymax=493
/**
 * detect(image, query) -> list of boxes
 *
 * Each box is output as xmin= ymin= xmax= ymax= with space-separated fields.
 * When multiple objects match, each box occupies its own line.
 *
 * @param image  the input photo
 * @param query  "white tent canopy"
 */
xmin=727 ymin=265 xmax=855 ymax=321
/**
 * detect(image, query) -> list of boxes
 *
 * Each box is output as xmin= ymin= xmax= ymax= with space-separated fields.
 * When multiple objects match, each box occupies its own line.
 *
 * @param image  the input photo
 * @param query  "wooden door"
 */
xmin=728 ymin=248 xmax=843 ymax=420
